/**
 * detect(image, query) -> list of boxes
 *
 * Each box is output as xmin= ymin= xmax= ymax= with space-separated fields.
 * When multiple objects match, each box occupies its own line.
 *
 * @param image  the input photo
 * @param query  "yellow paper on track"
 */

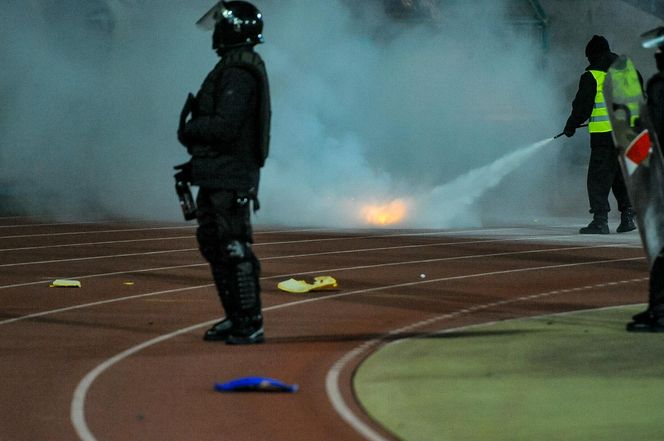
xmin=277 ymin=276 xmax=337 ymax=294
xmin=49 ymin=279 xmax=82 ymax=288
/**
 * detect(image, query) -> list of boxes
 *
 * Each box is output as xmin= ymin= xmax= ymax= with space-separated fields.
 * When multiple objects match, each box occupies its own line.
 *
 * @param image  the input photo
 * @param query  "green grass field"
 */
xmin=354 ymin=305 xmax=664 ymax=441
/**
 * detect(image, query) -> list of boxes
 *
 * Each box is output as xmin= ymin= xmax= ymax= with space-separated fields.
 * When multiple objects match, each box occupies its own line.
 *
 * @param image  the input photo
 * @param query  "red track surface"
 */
xmin=0 ymin=217 xmax=647 ymax=440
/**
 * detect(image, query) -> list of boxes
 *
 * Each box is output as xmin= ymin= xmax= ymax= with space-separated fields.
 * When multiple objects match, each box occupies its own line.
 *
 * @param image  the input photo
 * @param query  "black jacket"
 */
xmin=647 ymin=72 xmax=664 ymax=149
xmin=565 ymin=51 xmax=618 ymax=147
xmin=182 ymin=47 xmax=261 ymax=191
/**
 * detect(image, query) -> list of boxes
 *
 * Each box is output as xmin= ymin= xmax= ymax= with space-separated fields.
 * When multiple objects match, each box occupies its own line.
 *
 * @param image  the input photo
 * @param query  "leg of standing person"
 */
xmin=628 ymin=255 xmax=664 ymax=331
xmin=196 ymin=188 xmax=264 ymax=344
xmin=611 ymin=152 xmax=636 ymax=233
xmin=581 ymin=144 xmax=612 ymax=234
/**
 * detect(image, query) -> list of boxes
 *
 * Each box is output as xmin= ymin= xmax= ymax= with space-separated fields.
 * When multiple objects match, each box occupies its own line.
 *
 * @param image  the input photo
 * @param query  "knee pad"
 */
xmin=224 ymin=240 xmax=251 ymax=263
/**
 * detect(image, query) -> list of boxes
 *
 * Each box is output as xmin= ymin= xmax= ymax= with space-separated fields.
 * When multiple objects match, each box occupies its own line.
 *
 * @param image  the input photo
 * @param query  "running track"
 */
xmin=0 ymin=216 xmax=647 ymax=440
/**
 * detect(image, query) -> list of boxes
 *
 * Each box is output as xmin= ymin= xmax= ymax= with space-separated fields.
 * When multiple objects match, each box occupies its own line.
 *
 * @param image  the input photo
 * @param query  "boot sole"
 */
xmin=225 ymin=329 xmax=265 ymax=345
xmin=626 ymin=322 xmax=664 ymax=332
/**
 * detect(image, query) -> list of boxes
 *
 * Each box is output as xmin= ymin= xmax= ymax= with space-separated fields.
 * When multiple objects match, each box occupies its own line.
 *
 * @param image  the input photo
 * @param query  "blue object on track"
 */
xmin=214 ymin=376 xmax=299 ymax=393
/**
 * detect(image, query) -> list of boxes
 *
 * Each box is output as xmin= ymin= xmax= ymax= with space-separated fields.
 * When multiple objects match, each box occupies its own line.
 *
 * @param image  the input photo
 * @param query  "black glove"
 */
xmin=174 ymin=161 xmax=193 ymax=183
xmin=563 ymin=126 xmax=575 ymax=138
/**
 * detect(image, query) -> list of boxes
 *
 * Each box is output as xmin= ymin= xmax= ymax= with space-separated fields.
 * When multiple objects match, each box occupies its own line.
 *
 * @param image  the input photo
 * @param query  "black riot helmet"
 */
xmin=197 ymin=1 xmax=264 ymax=51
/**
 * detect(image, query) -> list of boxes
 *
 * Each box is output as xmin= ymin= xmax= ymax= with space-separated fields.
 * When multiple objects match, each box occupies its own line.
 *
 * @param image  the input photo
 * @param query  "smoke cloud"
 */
xmin=0 ymin=0 xmax=568 ymax=227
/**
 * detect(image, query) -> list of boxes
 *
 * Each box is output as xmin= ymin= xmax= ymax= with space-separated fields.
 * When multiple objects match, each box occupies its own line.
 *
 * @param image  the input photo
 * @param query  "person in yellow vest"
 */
xmin=563 ymin=35 xmax=635 ymax=234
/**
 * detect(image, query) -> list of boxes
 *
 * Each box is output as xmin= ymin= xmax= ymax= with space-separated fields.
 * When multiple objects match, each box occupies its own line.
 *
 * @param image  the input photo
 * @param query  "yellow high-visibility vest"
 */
xmin=606 ymin=58 xmax=642 ymax=128
xmin=588 ymin=70 xmax=612 ymax=133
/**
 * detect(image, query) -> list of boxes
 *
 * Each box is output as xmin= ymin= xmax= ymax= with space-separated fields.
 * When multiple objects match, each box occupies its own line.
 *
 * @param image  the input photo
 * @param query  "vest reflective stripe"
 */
xmin=588 ymin=70 xmax=612 ymax=133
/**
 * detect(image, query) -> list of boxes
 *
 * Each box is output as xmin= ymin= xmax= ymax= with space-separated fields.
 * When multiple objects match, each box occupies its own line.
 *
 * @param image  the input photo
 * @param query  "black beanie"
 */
xmin=585 ymin=35 xmax=610 ymax=59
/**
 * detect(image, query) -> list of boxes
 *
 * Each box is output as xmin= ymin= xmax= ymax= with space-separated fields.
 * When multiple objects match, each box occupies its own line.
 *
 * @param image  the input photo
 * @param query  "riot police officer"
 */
xmin=627 ymin=27 xmax=664 ymax=332
xmin=645 ymin=28 xmax=664 ymax=149
xmin=177 ymin=1 xmax=271 ymax=344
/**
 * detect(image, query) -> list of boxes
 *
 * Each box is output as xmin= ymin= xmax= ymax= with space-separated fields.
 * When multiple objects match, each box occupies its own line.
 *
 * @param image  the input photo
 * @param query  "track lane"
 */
xmin=0 ymin=220 xmax=646 ymax=440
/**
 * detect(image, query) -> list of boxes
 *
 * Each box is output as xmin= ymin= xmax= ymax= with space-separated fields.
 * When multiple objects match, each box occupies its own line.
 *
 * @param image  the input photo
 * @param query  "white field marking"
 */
xmin=1 ymin=243 xmax=642 ymax=326
xmin=0 ymin=225 xmax=332 ymax=240
xmin=0 ymin=226 xmax=194 ymax=239
xmin=0 ymin=263 xmax=205 ymax=291
xmin=0 ymin=234 xmax=565 ymax=289
xmin=0 ymin=227 xmax=494 ymax=252
xmin=70 ymin=259 xmax=647 ymax=441
xmin=0 ymin=236 xmax=193 ymax=252
xmin=0 ymin=224 xmax=529 ymax=250
xmin=0 ymin=241 xmax=624 ymax=325
xmin=0 ymin=233 xmax=622 ymax=289
xmin=0 ymin=227 xmax=345 ymax=252
xmin=0 ymin=227 xmax=550 ymax=267
xmin=0 ymin=219 xmax=153 ymax=228
xmin=0 ymin=248 xmax=199 ymax=268
xmin=0 ymin=284 xmax=213 ymax=326
xmin=325 ymin=288 xmax=650 ymax=441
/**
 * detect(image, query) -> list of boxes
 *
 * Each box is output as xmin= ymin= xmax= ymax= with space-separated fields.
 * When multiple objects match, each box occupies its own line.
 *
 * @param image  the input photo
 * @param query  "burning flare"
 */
xmin=362 ymin=199 xmax=408 ymax=225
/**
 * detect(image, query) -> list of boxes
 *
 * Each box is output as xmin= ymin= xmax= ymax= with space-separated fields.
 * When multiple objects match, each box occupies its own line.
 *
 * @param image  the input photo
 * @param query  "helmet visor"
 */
xmin=196 ymin=1 xmax=227 ymax=30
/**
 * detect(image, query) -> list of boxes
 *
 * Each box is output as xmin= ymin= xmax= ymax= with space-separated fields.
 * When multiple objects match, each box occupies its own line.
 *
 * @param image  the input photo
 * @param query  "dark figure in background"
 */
xmin=177 ymin=1 xmax=271 ymax=344
xmin=563 ymin=35 xmax=635 ymax=234
xmin=628 ymin=27 xmax=664 ymax=332
xmin=646 ymin=39 xmax=664 ymax=149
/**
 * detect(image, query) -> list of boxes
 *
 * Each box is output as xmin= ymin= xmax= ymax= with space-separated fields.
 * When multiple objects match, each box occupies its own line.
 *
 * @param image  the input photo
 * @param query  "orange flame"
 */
xmin=362 ymin=199 xmax=407 ymax=225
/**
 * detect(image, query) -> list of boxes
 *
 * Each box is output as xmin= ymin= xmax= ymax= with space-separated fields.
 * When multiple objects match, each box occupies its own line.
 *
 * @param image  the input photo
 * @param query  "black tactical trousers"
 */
xmin=651 ymin=256 xmax=664 ymax=317
xmin=587 ymin=143 xmax=631 ymax=215
xmin=195 ymin=188 xmax=261 ymax=320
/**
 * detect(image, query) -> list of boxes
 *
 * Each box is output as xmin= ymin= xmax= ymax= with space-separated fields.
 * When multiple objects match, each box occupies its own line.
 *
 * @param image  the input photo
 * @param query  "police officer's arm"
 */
xmin=183 ymin=68 xmax=257 ymax=146
xmin=647 ymin=78 xmax=664 ymax=145
xmin=564 ymin=72 xmax=596 ymax=135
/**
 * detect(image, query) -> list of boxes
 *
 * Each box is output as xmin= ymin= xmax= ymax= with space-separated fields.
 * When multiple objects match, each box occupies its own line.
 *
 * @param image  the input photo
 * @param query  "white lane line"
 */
xmin=0 ymin=230 xmax=454 ymax=266
xmin=0 ymin=220 xmax=151 ymax=228
xmin=0 ymin=230 xmax=472 ymax=253
xmin=0 ymin=230 xmax=426 ymax=253
xmin=0 ymin=248 xmax=198 ymax=268
xmin=0 ymin=235 xmax=625 ymax=291
xmin=0 ymin=234 xmax=549 ymax=289
xmin=325 ymin=280 xmax=649 ymax=441
xmin=69 ymin=258 xmax=647 ymax=441
xmin=0 ymin=263 xmax=206 ymax=290
xmin=0 ymin=226 xmax=194 ymax=238
xmin=1 ymin=242 xmax=625 ymax=323
xmin=0 ymin=242 xmax=645 ymax=325
xmin=0 ymin=236 xmax=194 ymax=252
xmin=0 ymin=225 xmax=639 ymax=268
xmin=0 ymin=285 xmax=211 ymax=325
xmin=0 ymin=226 xmax=331 ymax=240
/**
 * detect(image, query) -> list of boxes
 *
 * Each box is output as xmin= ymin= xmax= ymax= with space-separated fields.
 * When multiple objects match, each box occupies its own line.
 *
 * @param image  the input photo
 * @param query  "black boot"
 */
xmin=226 ymin=315 xmax=265 ymax=345
xmin=579 ymin=214 xmax=609 ymax=234
xmin=626 ymin=309 xmax=664 ymax=332
xmin=203 ymin=265 xmax=235 ymax=341
xmin=203 ymin=318 xmax=234 ymax=341
xmin=616 ymin=208 xmax=636 ymax=233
